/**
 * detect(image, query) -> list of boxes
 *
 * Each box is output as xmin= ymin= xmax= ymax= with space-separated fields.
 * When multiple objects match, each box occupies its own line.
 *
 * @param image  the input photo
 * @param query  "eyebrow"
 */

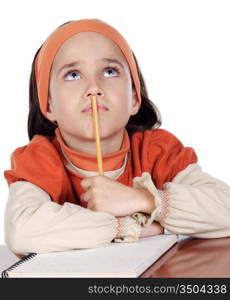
xmin=57 ymin=58 xmax=125 ymax=74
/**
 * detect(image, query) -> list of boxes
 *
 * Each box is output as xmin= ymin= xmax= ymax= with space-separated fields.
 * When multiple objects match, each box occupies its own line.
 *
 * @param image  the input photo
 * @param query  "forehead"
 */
xmin=52 ymin=31 xmax=127 ymax=66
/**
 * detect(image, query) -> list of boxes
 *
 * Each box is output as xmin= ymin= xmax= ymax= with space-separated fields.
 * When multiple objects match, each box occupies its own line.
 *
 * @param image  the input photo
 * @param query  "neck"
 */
xmin=54 ymin=128 xmax=130 ymax=172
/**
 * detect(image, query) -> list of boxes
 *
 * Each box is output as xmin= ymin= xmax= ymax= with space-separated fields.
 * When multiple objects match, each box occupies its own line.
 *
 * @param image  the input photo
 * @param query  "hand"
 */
xmin=139 ymin=222 xmax=164 ymax=238
xmin=80 ymin=175 xmax=155 ymax=216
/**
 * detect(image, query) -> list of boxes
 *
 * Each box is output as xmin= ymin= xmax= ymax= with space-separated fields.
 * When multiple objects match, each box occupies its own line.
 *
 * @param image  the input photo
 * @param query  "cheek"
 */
xmin=53 ymin=87 xmax=78 ymax=113
xmin=113 ymin=100 xmax=132 ymax=123
xmin=113 ymin=88 xmax=133 ymax=114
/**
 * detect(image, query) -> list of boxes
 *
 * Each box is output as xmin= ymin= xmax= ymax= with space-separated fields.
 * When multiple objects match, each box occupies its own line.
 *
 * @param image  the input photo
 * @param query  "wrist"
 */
xmin=115 ymin=217 xmax=122 ymax=239
xmin=114 ymin=216 xmax=142 ymax=242
xmin=136 ymin=188 xmax=156 ymax=214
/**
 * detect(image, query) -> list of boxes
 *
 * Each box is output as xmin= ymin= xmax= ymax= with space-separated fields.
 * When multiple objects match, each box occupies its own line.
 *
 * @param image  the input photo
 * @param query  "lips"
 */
xmin=82 ymin=104 xmax=109 ymax=113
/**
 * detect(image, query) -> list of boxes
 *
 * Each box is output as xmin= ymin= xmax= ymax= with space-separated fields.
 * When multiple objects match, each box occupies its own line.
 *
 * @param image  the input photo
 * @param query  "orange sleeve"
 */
xmin=149 ymin=129 xmax=198 ymax=189
xmin=4 ymin=135 xmax=70 ymax=203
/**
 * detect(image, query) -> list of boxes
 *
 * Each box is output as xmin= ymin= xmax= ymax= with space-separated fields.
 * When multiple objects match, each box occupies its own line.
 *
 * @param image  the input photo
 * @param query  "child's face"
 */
xmin=47 ymin=32 xmax=139 ymax=145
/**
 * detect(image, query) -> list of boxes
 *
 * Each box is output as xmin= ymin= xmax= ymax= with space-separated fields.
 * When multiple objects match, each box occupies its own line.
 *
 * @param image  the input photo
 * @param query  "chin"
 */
xmin=66 ymin=122 xmax=125 ymax=141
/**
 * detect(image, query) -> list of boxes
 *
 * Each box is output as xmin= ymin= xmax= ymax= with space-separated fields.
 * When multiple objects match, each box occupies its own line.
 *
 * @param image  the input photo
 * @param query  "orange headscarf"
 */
xmin=35 ymin=18 xmax=141 ymax=116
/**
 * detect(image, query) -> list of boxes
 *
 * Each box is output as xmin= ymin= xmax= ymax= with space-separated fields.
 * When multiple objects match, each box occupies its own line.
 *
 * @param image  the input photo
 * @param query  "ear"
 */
xmin=46 ymin=96 xmax=57 ymax=122
xmin=130 ymin=89 xmax=140 ymax=116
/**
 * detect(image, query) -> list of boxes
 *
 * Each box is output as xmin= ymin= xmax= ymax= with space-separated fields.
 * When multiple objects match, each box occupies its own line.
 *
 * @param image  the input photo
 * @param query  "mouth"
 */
xmin=82 ymin=104 xmax=109 ymax=113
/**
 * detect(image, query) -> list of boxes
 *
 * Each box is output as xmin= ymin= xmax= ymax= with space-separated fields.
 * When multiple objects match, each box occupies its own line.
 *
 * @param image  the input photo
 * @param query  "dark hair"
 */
xmin=28 ymin=21 xmax=162 ymax=141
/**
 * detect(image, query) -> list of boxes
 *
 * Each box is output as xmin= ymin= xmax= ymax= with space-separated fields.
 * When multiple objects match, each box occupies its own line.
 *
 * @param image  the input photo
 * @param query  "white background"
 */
xmin=0 ymin=0 xmax=229 ymax=244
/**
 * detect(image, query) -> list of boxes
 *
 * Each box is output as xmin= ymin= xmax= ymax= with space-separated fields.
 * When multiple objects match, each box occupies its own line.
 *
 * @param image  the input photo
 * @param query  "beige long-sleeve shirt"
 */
xmin=4 ymin=161 xmax=230 ymax=256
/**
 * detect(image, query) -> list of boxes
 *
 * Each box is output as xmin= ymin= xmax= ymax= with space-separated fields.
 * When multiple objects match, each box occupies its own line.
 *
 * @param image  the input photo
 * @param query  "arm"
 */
xmin=4 ymin=181 xmax=142 ymax=255
xmin=132 ymin=163 xmax=230 ymax=238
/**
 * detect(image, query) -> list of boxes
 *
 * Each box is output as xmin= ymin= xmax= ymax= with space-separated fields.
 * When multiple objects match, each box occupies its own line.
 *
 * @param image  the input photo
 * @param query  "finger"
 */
xmin=80 ymin=178 xmax=93 ymax=190
xmin=80 ymin=192 xmax=89 ymax=202
xmin=87 ymin=201 xmax=95 ymax=210
xmin=80 ymin=193 xmax=85 ymax=202
xmin=80 ymin=175 xmax=104 ymax=190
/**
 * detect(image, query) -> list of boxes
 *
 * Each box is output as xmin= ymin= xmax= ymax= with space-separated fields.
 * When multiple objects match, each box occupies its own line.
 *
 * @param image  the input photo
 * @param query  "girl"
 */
xmin=4 ymin=19 xmax=230 ymax=256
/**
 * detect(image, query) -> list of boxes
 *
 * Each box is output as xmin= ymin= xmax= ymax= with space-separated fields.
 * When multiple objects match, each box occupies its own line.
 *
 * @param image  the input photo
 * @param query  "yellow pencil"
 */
xmin=91 ymin=95 xmax=104 ymax=176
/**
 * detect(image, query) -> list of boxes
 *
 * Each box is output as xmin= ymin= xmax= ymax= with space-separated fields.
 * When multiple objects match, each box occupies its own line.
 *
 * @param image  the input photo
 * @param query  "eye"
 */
xmin=63 ymin=66 xmax=120 ymax=81
xmin=64 ymin=70 xmax=80 ymax=81
xmin=104 ymin=66 xmax=120 ymax=77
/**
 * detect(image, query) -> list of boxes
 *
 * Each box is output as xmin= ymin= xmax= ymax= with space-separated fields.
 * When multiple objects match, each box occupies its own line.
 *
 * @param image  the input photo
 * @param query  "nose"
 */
xmin=84 ymin=79 xmax=104 ymax=100
xmin=85 ymin=90 xmax=103 ymax=99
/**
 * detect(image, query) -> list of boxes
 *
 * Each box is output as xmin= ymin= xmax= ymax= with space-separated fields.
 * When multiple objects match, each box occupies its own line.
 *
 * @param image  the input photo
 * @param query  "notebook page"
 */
xmin=7 ymin=234 xmax=177 ymax=278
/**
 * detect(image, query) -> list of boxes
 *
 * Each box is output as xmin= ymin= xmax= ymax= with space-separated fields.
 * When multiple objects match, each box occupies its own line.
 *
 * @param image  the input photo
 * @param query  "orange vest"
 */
xmin=4 ymin=128 xmax=198 ymax=208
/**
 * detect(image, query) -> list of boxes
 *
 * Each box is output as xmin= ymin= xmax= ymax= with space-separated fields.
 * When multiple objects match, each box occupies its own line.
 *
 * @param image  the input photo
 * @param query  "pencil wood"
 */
xmin=91 ymin=95 xmax=104 ymax=175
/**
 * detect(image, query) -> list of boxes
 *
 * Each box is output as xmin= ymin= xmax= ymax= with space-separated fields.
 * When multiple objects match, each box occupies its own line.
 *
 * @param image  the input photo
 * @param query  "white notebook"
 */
xmin=2 ymin=234 xmax=177 ymax=278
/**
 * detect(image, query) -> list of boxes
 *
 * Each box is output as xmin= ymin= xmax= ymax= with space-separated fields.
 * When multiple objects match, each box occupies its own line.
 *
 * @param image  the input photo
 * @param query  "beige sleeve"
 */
xmin=4 ymin=181 xmax=142 ymax=255
xmin=131 ymin=164 xmax=230 ymax=238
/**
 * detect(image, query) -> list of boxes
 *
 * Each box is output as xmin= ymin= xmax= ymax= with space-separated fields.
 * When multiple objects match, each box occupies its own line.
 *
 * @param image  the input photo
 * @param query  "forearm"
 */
xmin=5 ymin=181 xmax=143 ymax=255
xmin=5 ymin=182 xmax=117 ymax=255
xmin=132 ymin=164 xmax=230 ymax=238
xmin=135 ymin=188 xmax=156 ymax=214
xmin=158 ymin=181 xmax=230 ymax=238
